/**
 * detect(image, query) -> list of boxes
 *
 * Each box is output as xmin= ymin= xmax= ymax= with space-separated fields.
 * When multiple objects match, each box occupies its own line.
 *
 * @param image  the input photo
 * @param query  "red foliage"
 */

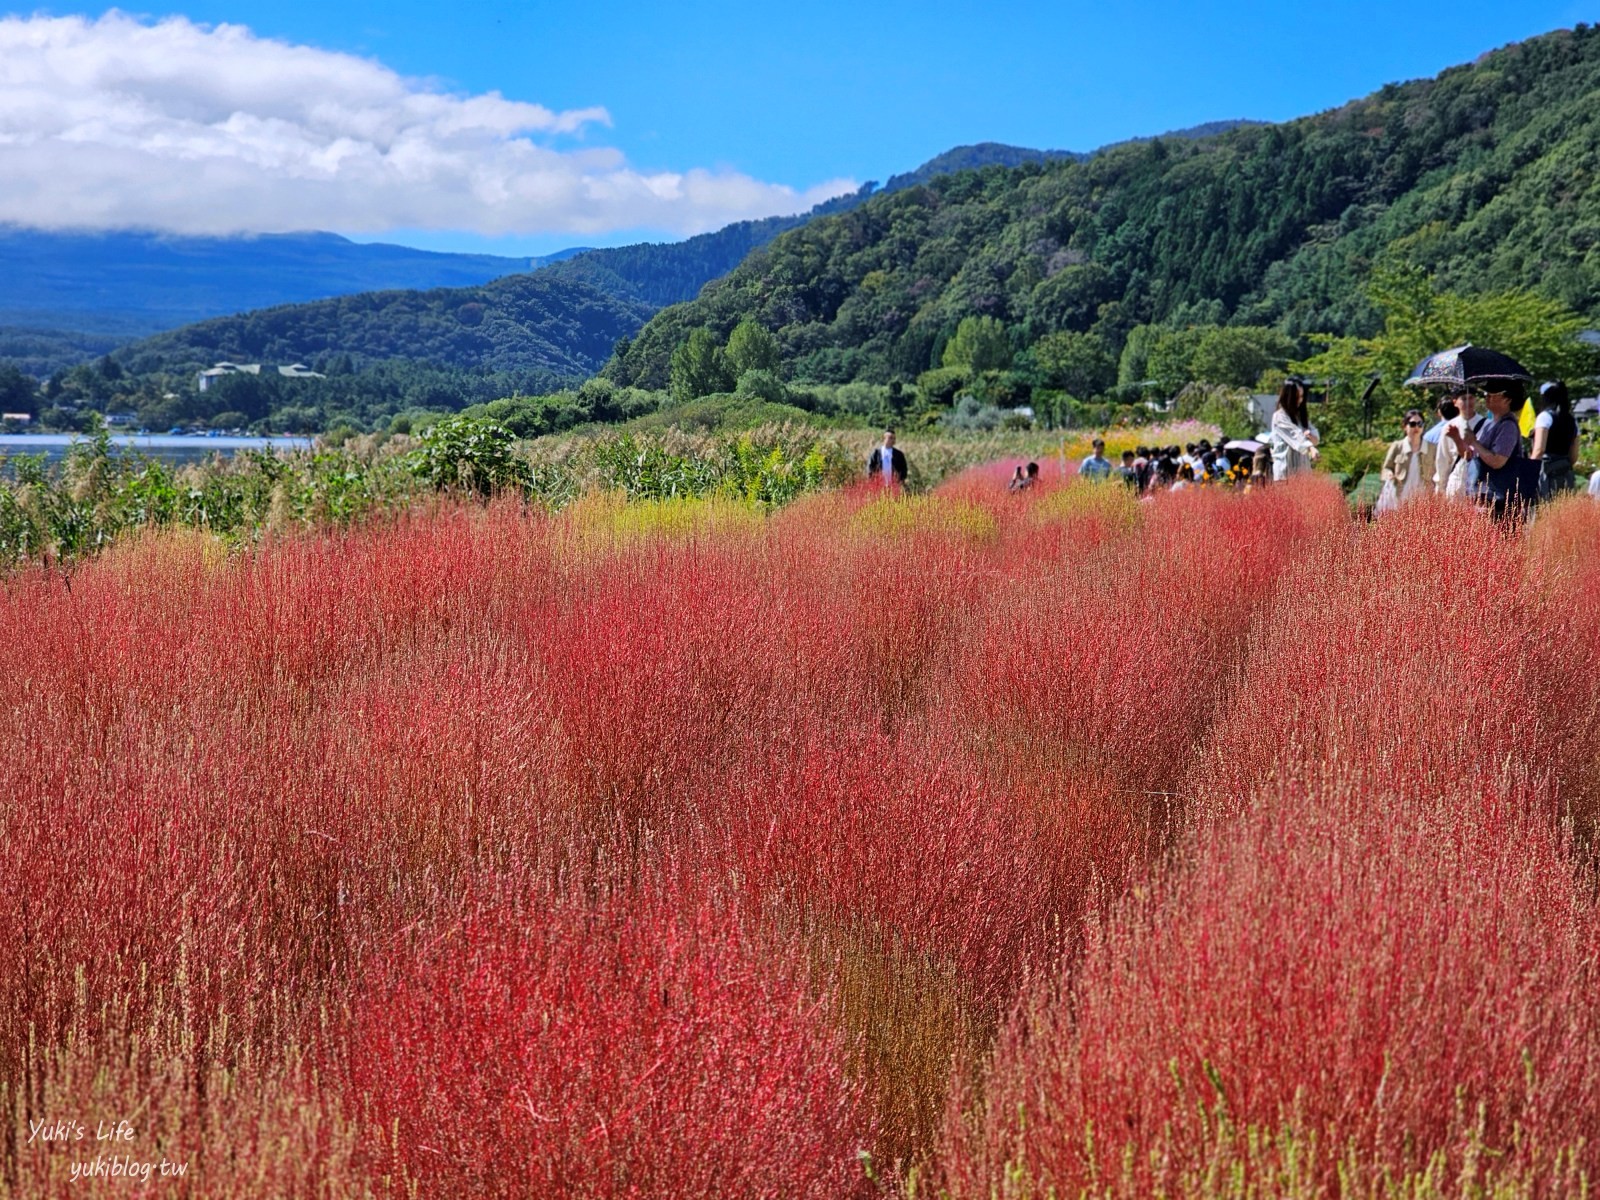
xmin=936 ymin=497 xmax=1600 ymax=1196
xmin=6 ymin=477 xmax=1597 ymax=1196
xmin=349 ymin=886 xmax=872 ymax=1200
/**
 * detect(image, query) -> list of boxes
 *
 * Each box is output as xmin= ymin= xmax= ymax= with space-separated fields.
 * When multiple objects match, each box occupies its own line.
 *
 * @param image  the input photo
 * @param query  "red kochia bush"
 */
xmin=936 ymin=498 xmax=1600 ymax=1197
xmin=349 ymin=885 xmax=873 ymax=1199
xmin=942 ymin=779 xmax=1600 ymax=1197
xmin=700 ymin=724 xmax=1057 ymax=1008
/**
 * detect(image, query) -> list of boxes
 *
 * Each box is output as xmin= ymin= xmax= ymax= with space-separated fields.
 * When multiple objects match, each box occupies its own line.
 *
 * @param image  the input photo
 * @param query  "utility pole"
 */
xmin=1359 ymin=375 xmax=1381 ymax=440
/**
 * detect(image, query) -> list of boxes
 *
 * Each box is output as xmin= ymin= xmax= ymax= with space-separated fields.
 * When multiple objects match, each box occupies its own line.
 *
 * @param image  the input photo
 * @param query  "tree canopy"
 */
xmin=1293 ymin=261 xmax=1599 ymax=438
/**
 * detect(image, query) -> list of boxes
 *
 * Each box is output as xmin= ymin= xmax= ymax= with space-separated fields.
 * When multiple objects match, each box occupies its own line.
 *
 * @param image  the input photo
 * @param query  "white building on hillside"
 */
xmin=197 ymin=362 xmax=261 ymax=392
xmin=198 ymin=362 xmax=325 ymax=391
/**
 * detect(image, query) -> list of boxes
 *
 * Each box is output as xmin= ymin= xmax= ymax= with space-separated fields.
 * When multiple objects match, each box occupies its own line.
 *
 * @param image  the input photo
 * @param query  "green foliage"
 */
xmin=1188 ymin=326 xmax=1300 ymax=388
xmin=626 ymin=394 xmax=827 ymax=435
xmin=726 ymin=319 xmax=783 ymax=377
xmin=915 ymin=367 xmax=972 ymax=408
xmin=942 ymin=316 xmax=1013 ymax=372
xmin=458 ymin=381 xmax=660 ymax=438
xmin=27 ymin=355 xmax=597 ymax=440
xmin=0 ymin=362 xmax=40 ymax=414
xmin=1318 ymin=438 xmax=1388 ymax=481
xmin=1118 ymin=324 xmax=1168 ymax=388
xmin=1030 ymin=330 xmax=1117 ymax=399
xmin=942 ymin=395 xmax=1006 ymax=432
xmin=0 ymin=436 xmax=418 ymax=567
xmin=0 ymin=327 xmax=124 ymax=379
xmin=1127 ymin=324 xmax=1300 ymax=394
xmin=405 ymin=416 xmax=530 ymax=498
xmin=735 ymin=368 xmax=789 ymax=405
xmin=0 ymin=422 xmax=864 ymax=570
xmin=585 ymin=428 xmax=849 ymax=504
xmin=670 ymin=328 xmax=735 ymax=404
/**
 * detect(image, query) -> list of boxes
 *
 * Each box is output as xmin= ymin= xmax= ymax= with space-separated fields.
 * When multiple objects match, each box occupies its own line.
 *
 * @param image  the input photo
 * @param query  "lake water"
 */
xmin=0 ymin=433 xmax=315 ymax=468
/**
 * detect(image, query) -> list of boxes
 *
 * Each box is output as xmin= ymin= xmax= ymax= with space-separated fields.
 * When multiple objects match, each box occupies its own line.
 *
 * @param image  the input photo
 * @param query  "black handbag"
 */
xmin=1485 ymin=451 xmax=1543 ymax=505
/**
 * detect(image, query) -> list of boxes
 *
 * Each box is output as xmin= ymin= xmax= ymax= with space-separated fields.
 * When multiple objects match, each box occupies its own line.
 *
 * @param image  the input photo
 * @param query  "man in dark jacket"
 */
xmin=866 ymin=428 xmax=908 ymax=485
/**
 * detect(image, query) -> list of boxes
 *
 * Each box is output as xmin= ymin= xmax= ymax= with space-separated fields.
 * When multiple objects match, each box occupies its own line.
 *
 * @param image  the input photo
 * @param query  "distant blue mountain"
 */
xmin=0 ymin=228 xmax=538 ymax=336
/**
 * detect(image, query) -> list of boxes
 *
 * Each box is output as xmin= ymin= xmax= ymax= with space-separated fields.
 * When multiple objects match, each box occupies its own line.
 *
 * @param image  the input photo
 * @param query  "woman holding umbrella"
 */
xmin=1445 ymin=377 xmax=1532 ymax=519
xmin=1409 ymin=346 xmax=1539 ymax=516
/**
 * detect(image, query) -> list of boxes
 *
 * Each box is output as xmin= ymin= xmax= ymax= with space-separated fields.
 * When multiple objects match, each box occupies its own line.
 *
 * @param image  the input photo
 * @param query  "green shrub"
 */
xmin=406 ymin=416 xmax=530 ymax=497
xmin=1319 ymin=438 xmax=1387 ymax=484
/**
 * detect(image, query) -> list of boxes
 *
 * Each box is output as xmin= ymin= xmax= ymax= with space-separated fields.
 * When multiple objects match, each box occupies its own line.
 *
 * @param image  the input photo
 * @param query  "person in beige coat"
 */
xmin=1380 ymin=408 xmax=1437 ymax=505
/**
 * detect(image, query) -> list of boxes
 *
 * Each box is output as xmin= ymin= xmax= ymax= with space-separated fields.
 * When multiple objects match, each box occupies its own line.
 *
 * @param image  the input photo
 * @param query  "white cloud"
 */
xmin=0 ymin=12 xmax=854 ymax=237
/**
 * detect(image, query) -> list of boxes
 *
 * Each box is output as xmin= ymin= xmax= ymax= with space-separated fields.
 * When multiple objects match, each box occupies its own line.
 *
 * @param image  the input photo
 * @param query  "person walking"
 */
xmin=1378 ymin=408 xmax=1437 ymax=510
xmin=866 ymin=428 xmax=907 ymax=486
xmin=1269 ymin=379 xmax=1320 ymax=480
xmin=1532 ymin=380 xmax=1580 ymax=497
xmin=1079 ymin=437 xmax=1113 ymax=481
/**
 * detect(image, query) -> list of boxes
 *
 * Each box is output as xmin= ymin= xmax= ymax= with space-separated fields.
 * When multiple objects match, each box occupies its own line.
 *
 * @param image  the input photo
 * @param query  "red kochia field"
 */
xmin=3 ymin=475 xmax=1599 ymax=1198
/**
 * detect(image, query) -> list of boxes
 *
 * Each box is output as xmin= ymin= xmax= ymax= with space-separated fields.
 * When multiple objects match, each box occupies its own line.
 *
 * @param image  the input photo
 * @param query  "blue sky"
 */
xmin=0 ymin=2 xmax=1592 ymax=255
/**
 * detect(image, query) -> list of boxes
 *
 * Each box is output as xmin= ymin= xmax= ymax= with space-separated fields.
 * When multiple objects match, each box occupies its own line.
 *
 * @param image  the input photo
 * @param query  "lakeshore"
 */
xmin=0 ymin=433 xmax=315 ymax=466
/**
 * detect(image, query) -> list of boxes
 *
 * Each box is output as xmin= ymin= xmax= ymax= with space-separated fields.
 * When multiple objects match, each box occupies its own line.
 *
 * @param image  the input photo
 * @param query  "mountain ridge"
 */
xmin=604 ymin=27 xmax=1600 ymax=392
xmin=0 ymin=120 xmax=1267 ymax=365
xmin=0 ymin=227 xmax=541 ymax=337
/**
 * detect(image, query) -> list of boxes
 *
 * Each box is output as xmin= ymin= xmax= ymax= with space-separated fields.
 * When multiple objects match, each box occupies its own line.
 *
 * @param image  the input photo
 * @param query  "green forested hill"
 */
xmin=96 ymin=129 xmax=1273 ymax=390
xmin=533 ymin=211 xmax=843 ymax=310
xmin=533 ymin=132 xmax=1257 ymax=312
xmin=606 ymin=26 xmax=1600 ymax=391
xmin=529 ymin=146 xmax=1075 ymax=310
xmin=115 ymin=272 xmax=653 ymax=379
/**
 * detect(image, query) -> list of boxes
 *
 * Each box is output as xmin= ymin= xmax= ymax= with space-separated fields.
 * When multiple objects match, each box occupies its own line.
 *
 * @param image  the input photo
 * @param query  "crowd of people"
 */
xmin=1088 ymin=376 xmax=1597 ymax=518
xmin=865 ymin=374 xmax=1597 ymax=516
xmin=1082 ymin=436 xmax=1267 ymax=493
xmin=1072 ymin=380 xmax=1320 ymax=494
xmin=1382 ymin=376 xmax=1595 ymax=518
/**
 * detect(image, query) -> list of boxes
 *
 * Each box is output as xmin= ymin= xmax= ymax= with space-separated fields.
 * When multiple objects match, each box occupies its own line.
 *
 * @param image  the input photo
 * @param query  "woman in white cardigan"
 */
xmin=1268 ymin=379 xmax=1320 ymax=480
